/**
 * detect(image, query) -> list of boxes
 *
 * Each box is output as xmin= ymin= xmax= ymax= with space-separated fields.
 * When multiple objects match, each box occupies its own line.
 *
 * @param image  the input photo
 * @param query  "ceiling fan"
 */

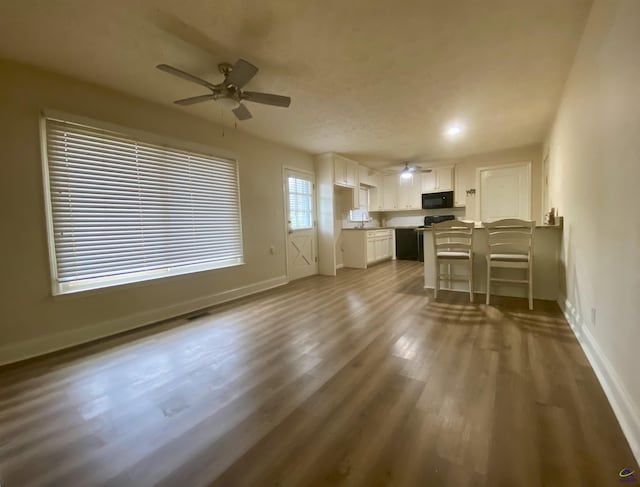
xmin=397 ymin=162 xmax=432 ymax=179
xmin=156 ymin=59 xmax=291 ymax=121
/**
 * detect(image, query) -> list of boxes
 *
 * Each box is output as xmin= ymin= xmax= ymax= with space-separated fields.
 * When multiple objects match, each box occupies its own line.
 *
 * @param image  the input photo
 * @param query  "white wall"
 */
xmin=545 ymin=0 xmax=640 ymax=461
xmin=0 ymin=60 xmax=314 ymax=364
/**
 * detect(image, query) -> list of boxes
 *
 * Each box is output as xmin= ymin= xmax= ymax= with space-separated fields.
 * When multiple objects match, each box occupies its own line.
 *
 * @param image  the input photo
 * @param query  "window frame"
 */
xmin=286 ymin=174 xmax=314 ymax=231
xmin=39 ymin=110 xmax=244 ymax=296
xmin=349 ymin=187 xmax=370 ymax=223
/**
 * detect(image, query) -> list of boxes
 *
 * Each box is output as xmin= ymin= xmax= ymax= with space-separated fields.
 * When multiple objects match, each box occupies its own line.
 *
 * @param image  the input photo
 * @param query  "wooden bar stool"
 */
xmin=484 ymin=219 xmax=534 ymax=310
xmin=432 ymin=220 xmax=475 ymax=302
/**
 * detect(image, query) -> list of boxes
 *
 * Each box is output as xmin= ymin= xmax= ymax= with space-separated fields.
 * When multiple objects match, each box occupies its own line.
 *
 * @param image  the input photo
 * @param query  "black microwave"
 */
xmin=422 ymin=191 xmax=454 ymax=209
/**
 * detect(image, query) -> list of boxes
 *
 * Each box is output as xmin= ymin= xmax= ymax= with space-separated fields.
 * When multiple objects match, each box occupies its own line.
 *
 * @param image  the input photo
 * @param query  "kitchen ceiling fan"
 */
xmin=397 ymin=162 xmax=432 ymax=179
xmin=156 ymin=59 xmax=291 ymax=121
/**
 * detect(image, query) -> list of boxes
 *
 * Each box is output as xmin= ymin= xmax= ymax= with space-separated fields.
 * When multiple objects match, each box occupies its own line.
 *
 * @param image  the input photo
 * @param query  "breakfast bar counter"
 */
xmin=419 ymin=224 xmax=562 ymax=301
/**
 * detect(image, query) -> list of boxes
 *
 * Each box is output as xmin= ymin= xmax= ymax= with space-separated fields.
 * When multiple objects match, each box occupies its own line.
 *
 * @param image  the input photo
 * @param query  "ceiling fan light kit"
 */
xmin=400 ymin=162 xmax=417 ymax=179
xmin=156 ymin=59 xmax=291 ymax=121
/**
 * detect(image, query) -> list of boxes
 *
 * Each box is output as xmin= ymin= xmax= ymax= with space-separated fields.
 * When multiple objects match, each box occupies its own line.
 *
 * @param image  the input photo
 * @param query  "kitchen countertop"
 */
xmin=343 ymin=223 xmax=562 ymax=231
xmin=416 ymin=223 xmax=562 ymax=230
xmin=341 ymin=227 xmax=391 ymax=231
xmin=341 ymin=226 xmax=420 ymax=230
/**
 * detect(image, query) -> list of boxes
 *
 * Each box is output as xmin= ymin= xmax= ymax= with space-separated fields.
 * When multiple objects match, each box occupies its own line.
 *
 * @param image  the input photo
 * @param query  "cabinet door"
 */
xmin=421 ymin=166 xmax=454 ymax=193
xmin=358 ymin=165 xmax=369 ymax=186
xmin=373 ymin=172 xmax=382 ymax=188
xmin=359 ymin=166 xmax=377 ymax=187
xmin=382 ymin=175 xmax=398 ymax=210
xmin=374 ymin=238 xmax=386 ymax=261
xmin=396 ymin=174 xmax=421 ymax=210
xmin=437 ymin=166 xmax=454 ymax=191
xmin=366 ymin=238 xmax=376 ymax=263
xmin=368 ymin=173 xmax=383 ymax=211
xmin=421 ymin=171 xmax=437 ymax=193
xmin=345 ymin=160 xmax=358 ymax=187
xmin=407 ymin=175 xmax=422 ymax=209
xmin=397 ymin=174 xmax=412 ymax=209
xmin=385 ymin=235 xmax=394 ymax=259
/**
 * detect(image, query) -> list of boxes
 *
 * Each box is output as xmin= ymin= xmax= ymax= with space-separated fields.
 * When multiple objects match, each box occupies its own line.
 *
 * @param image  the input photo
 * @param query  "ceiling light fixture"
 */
xmin=400 ymin=163 xmax=414 ymax=179
xmin=215 ymin=97 xmax=241 ymax=110
xmin=444 ymin=124 xmax=464 ymax=138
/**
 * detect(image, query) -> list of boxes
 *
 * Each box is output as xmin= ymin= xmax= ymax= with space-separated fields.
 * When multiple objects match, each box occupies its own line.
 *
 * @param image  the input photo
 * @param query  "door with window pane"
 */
xmin=285 ymin=169 xmax=318 ymax=280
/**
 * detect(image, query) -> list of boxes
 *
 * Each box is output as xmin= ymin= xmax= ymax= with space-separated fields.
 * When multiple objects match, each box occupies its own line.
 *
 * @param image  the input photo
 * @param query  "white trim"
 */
xmin=39 ymin=115 xmax=59 ymax=294
xmin=335 ymin=263 xmax=344 ymax=270
xmin=541 ymin=151 xmax=550 ymax=224
xmin=0 ymin=275 xmax=288 ymax=366
xmin=559 ymin=298 xmax=640 ymax=464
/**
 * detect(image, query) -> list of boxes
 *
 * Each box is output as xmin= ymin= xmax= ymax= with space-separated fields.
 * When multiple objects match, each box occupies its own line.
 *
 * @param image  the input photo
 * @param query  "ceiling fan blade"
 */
xmin=243 ymin=91 xmax=291 ymax=108
xmin=156 ymin=64 xmax=217 ymax=90
xmin=232 ymin=103 xmax=253 ymax=121
xmin=226 ymin=59 xmax=258 ymax=88
xmin=174 ymin=94 xmax=217 ymax=106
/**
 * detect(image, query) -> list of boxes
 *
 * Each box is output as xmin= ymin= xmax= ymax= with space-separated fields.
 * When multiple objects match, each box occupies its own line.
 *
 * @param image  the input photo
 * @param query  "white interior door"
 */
xmin=285 ymin=169 xmax=318 ymax=280
xmin=477 ymin=162 xmax=531 ymax=222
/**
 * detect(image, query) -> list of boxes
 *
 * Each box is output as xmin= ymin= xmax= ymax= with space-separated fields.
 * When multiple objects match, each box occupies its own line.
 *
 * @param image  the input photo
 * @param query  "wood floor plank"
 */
xmin=0 ymin=260 xmax=636 ymax=487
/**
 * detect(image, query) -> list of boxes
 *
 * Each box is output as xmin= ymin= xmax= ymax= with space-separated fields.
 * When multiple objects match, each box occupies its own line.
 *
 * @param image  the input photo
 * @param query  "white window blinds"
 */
xmin=43 ymin=117 xmax=243 ymax=294
xmin=349 ymin=188 xmax=369 ymax=222
xmin=287 ymin=176 xmax=313 ymax=230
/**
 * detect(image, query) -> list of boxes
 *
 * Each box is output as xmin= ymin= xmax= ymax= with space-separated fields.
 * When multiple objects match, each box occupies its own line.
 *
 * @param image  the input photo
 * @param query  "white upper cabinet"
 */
xmin=345 ymin=160 xmax=358 ymax=187
xmin=437 ymin=166 xmax=453 ymax=191
xmin=421 ymin=166 xmax=454 ymax=193
xmin=421 ymin=171 xmax=437 ymax=193
xmin=334 ymin=154 xmax=359 ymax=188
xmin=397 ymin=174 xmax=422 ymax=210
xmin=368 ymin=173 xmax=384 ymax=212
xmin=382 ymin=175 xmax=398 ymax=210
xmin=358 ymin=166 xmax=379 ymax=187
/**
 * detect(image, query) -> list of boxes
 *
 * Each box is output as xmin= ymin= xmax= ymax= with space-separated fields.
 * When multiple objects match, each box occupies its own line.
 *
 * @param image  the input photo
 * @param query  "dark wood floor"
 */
xmin=0 ymin=260 xmax=635 ymax=486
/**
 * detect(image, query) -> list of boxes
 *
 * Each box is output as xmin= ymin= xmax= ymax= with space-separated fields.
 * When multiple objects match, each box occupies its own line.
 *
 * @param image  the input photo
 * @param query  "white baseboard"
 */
xmin=559 ymin=298 xmax=640 ymax=463
xmin=335 ymin=264 xmax=344 ymax=270
xmin=0 ymin=275 xmax=289 ymax=366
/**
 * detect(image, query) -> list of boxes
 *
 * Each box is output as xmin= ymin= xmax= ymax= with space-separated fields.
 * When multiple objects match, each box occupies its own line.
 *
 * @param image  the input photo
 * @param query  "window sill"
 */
xmin=52 ymin=259 xmax=245 ymax=296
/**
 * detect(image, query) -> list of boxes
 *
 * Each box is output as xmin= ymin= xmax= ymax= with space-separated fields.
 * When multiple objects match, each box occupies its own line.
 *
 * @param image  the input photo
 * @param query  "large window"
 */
xmin=42 ymin=115 xmax=243 ymax=295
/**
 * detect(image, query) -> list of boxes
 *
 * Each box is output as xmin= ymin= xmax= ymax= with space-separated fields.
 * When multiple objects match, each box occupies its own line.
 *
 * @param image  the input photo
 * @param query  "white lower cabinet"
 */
xmin=366 ymin=238 xmax=376 ymax=264
xmin=342 ymin=229 xmax=394 ymax=269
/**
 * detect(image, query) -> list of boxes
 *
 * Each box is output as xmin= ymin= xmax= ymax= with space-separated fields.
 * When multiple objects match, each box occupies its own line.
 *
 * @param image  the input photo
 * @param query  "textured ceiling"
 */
xmin=0 ymin=0 xmax=592 ymax=168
